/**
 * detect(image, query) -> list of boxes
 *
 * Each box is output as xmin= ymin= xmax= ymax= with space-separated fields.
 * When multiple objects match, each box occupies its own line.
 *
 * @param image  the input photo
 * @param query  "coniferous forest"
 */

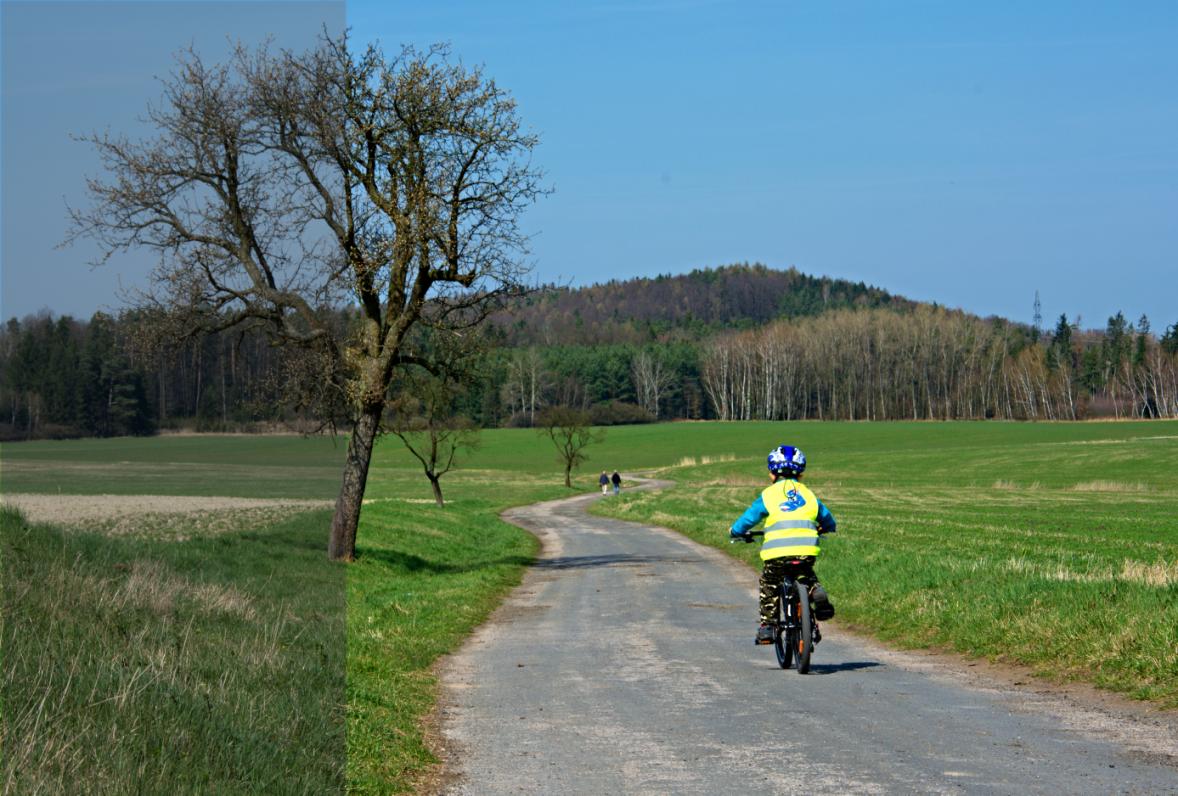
xmin=3 ymin=264 xmax=1176 ymax=440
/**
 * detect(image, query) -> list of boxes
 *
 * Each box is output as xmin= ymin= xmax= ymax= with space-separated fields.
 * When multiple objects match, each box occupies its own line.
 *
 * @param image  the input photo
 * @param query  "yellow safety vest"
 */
xmin=759 ymin=478 xmax=821 ymax=561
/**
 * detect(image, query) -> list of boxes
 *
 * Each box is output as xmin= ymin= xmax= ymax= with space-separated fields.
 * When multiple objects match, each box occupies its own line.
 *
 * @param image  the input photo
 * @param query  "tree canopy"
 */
xmin=69 ymin=34 xmax=544 ymax=560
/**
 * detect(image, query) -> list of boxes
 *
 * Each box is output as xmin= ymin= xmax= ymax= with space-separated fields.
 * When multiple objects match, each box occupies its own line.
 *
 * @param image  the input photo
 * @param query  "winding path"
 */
xmin=437 ymin=482 xmax=1178 ymax=794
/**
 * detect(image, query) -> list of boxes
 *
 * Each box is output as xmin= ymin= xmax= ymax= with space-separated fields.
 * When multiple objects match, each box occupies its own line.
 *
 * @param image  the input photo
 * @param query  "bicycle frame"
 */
xmin=731 ymin=529 xmax=822 ymax=673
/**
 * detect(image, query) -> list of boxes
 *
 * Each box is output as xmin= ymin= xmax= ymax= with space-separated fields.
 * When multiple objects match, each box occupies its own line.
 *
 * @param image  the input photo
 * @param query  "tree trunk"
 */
xmin=328 ymin=403 xmax=383 ymax=561
xmin=564 ymin=463 xmax=572 ymax=488
xmin=194 ymin=342 xmax=202 ymax=413
xmin=429 ymin=474 xmax=445 ymax=507
xmin=220 ymin=341 xmax=228 ymax=427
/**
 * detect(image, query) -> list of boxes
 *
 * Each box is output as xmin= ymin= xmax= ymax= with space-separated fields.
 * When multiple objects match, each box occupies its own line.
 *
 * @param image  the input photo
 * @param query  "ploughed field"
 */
xmin=591 ymin=420 xmax=1178 ymax=708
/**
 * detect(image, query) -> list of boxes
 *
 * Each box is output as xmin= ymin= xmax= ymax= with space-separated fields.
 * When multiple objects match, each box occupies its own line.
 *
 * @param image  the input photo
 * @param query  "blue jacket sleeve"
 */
xmin=730 ymin=495 xmax=769 ymax=537
xmin=816 ymin=500 xmax=836 ymax=534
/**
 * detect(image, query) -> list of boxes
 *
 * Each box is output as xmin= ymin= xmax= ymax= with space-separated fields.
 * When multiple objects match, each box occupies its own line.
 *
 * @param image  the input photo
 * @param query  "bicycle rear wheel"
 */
xmin=773 ymin=584 xmax=792 ymax=669
xmin=793 ymin=581 xmax=813 ymax=674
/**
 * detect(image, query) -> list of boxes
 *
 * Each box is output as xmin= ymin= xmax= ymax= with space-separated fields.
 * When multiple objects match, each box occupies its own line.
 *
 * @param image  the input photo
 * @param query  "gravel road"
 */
xmin=437 ymin=483 xmax=1178 ymax=795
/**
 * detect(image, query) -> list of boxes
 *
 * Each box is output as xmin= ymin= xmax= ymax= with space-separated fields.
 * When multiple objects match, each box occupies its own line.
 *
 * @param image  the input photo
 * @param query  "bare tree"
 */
xmin=68 ymin=35 xmax=544 ymax=560
xmin=388 ymin=374 xmax=479 ymax=507
xmin=500 ymin=347 xmax=548 ymax=424
xmin=630 ymin=349 xmax=673 ymax=419
xmin=698 ymin=306 xmax=1102 ymax=422
xmin=536 ymin=406 xmax=603 ymax=488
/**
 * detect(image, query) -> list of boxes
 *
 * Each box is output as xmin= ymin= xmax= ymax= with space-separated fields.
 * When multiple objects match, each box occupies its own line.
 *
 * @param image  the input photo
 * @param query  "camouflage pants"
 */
xmin=759 ymin=557 xmax=818 ymax=625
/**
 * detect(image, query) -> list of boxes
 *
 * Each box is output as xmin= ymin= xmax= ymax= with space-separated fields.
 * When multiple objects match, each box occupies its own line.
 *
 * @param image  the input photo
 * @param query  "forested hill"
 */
xmin=488 ymin=263 xmax=913 ymax=345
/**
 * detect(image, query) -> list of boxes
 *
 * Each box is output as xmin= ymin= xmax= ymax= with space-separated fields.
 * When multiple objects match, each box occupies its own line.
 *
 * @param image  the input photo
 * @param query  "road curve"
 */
xmin=436 ymin=482 xmax=1178 ymax=795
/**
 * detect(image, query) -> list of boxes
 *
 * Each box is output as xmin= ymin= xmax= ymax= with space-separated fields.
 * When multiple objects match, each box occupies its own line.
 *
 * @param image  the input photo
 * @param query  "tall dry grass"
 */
xmin=1 ymin=505 xmax=345 ymax=792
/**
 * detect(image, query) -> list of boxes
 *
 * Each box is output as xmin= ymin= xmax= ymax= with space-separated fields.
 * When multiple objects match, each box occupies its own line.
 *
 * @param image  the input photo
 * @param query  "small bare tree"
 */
xmin=388 ymin=373 xmax=478 ymax=507
xmin=68 ymin=35 xmax=543 ymax=560
xmin=536 ymin=406 xmax=604 ymax=488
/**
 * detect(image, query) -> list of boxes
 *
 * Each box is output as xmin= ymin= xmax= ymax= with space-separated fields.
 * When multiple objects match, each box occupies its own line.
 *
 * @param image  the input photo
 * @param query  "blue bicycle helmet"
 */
xmin=767 ymin=445 xmax=806 ymax=477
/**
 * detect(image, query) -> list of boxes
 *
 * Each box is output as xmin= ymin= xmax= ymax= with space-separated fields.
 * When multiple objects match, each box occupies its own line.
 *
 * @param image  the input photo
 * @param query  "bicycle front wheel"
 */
xmin=793 ymin=581 xmax=813 ymax=674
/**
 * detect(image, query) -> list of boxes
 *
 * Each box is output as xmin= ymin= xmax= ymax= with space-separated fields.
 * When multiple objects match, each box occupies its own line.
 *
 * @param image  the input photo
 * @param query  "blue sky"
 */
xmin=3 ymin=1 xmax=1176 ymax=330
xmin=2 ymin=1 xmax=344 ymax=321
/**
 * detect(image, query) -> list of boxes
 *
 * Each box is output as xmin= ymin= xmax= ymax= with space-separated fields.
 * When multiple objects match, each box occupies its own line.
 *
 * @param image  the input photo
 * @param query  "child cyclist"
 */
xmin=729 ymin=445 xmax=837 ymax=645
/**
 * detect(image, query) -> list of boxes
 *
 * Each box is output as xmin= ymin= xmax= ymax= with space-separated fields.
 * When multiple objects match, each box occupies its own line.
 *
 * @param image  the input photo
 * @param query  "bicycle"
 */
xmin=732 ymin=530 xmax=823 ymax=674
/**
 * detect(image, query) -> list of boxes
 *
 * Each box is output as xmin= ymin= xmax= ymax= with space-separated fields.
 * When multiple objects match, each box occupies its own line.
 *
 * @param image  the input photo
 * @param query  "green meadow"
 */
xmin=592 ymin=420 xmax=1178 ymax=707
xmin=0 ymin=434 xmax=346 ymax=498
xmin=2 ymin=420 xmax=1177 ymax=791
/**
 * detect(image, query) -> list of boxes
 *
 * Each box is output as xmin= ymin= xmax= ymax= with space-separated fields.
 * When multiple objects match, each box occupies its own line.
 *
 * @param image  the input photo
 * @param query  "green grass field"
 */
xmin=3 ymin=420 xmax=1177 ymax=791
xmin=1 ymin=434 xmax=345 ymax=498
xmin=591 ymin=420 xmax=1178 ymax=707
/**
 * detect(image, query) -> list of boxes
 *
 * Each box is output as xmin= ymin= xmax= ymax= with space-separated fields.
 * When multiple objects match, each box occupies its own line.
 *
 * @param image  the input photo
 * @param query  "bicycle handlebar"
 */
xmin=728 ymin=528 xmax=834 ymax=544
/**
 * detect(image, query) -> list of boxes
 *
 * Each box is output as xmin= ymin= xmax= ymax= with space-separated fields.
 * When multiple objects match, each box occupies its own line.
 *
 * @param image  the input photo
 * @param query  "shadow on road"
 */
xmin=807 ymin=660 xmax=885 ymax=675
xmin=358 ymin=548 xmax=532 ymax=573
xmin=361 ymin=550 xmax=700 ymax=574
xmin=534 ymin=553 xmax=685 ymax=570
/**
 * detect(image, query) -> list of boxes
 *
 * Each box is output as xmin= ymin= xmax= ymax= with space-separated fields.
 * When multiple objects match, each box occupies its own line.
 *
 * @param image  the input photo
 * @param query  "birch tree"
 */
xmin=631 ymin=349 xmax=673 ymax=419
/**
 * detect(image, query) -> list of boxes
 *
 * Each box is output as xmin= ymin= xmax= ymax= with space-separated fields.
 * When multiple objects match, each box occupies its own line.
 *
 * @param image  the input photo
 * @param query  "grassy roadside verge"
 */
xmin=591 ymin=420 xmax=1178 ymax=708
xmin=345 ymin=468 xmax=573 ymax=793
xmin=1 ymin=506 xmax=345 ymax=792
